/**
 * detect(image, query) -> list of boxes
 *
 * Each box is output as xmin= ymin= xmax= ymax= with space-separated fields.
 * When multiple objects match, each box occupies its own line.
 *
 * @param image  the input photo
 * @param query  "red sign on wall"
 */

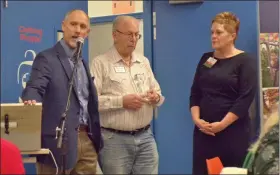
xmin=112 ymin=1 xmax=135 ymax=15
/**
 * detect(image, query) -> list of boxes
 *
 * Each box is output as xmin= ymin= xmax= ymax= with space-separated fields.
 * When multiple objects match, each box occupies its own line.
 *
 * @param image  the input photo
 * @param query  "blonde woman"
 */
xmin=189 ymin=12 xmax=258 ymax=174
xmin=246 ymin=103 xmax=279 ymax=174
xmin=221 ymin=103 xmax=279 ymax=174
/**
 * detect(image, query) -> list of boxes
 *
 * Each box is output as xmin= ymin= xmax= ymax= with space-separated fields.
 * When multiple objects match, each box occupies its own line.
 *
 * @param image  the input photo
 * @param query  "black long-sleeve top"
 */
xmin=190 ymin=52 xmax=257 ymax=123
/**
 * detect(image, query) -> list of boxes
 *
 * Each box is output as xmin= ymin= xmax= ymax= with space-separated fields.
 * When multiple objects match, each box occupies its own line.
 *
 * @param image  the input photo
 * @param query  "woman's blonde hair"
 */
xmin=250 ymin=103 xmax=279 ymax=152
xmin=212 ymin=12 xmax=240 ymax=40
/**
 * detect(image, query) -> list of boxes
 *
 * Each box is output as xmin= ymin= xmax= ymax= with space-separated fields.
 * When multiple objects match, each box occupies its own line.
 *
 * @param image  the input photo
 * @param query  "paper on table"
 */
xmin=220 ymin=167 xmax=247 ymax=174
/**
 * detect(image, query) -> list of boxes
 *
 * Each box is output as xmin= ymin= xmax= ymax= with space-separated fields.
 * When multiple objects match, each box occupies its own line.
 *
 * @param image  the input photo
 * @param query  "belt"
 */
xmin=76 ymin=124 xmax=89 ymax=132
xmin=101 ymin=125 xmax=150 ymax=135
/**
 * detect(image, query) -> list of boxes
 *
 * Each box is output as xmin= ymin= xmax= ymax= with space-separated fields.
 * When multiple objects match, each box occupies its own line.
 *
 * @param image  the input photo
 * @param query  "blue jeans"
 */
xmin=99 ymin=128 xmax=159 ymax=174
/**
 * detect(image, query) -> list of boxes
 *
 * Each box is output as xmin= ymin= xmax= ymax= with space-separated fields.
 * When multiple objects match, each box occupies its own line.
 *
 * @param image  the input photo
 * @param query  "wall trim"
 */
xmin=255 ymin=1 xmax=262 ymax=142
xmin=90 ymin=12 xmax=143 ymax=24
xmin=0 ymin=0 xmax=2 ymax=104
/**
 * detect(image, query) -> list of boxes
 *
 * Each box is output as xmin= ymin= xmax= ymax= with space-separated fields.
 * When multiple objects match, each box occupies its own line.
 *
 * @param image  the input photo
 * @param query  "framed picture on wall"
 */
xmin=169 ymin=0 xmax=203 ymax=4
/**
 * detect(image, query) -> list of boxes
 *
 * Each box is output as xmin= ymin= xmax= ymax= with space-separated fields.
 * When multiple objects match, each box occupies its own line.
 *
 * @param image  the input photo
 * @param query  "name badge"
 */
xmin=114 ymin=66 xmax=126 ymax=73
xmin=203 ymin=57 xmax=217 ymax=68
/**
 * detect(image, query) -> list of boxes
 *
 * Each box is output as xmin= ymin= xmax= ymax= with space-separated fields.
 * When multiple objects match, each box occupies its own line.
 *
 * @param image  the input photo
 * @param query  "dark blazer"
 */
xmin=22 ymin=42 xmax=103 ymax=170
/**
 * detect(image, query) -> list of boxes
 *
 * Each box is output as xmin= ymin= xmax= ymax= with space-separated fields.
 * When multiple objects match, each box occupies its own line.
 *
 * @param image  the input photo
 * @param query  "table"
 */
xmin=21 ymin=149 xmax=50 ymax=163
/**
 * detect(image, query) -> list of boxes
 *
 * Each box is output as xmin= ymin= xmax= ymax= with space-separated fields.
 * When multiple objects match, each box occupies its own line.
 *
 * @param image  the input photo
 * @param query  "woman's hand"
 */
xmin=195 ymin=119 xmax=215 ymax=136
xmin=210 ymin=122 xmax=227 ymax=133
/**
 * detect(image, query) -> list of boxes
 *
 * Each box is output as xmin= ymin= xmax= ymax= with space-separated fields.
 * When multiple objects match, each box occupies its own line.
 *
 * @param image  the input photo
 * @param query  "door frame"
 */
xmin=0 ymin=1 xmax=3 ymax=99
xmin=90 ymin=12 xmax=143 ymax=23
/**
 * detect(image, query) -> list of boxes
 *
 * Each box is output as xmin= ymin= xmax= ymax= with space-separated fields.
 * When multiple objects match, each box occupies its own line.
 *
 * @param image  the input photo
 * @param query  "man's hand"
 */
xmin=123 ymin=94 xmax=146 ymax=110
xmin=210 ymin=122 xmax=226 ymax=134
xmin=145 ymin=89 xmax=160 ymax=104
xmin=23 ymin=100 xmax=37 ymax=105
xmin=195 ymin=119 xmax=215 ymax=136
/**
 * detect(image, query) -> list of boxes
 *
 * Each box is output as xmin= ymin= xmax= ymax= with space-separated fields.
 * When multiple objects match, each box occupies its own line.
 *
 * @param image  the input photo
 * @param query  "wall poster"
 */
xmin=259 ymin=1 xmax=279 ymax=124
xmin=112 ymin=0 xmax=135 ymax=15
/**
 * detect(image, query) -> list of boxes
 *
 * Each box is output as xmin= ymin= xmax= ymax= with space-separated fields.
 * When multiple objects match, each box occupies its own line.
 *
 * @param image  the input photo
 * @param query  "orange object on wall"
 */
xmin=112 ymin=1 xmax=135 ymax=15
xmin=206 ymin=157 xmax=224 ymax=175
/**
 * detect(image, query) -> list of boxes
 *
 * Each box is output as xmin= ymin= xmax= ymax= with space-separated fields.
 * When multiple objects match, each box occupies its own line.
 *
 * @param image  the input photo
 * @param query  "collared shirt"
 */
xmin=60 ymin=39 xmax=89 ymax=125
xmin=90 ymin=46 xmax=164 ymax=131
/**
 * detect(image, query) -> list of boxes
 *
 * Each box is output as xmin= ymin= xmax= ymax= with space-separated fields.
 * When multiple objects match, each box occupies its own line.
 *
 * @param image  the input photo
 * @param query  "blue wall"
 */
xmin=152 ymin=1 xmax=259 ymax=173
xmin=1 ymin=1 xmax=88 ymax=103
xmin=0 ymin=1 xmax=87 ymax=174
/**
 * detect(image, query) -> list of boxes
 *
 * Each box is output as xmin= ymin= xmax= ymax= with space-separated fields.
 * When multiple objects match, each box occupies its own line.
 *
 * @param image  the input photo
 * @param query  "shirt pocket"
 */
xmin=107 ymin=74 xmax=127 ymax=94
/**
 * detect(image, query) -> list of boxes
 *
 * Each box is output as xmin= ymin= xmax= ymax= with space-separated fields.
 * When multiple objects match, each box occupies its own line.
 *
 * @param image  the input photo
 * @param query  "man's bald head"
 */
xmin=112 ymin=15 xmax=139 ymax=32
xmin=64 ymin=9 xmax=90 ymax=24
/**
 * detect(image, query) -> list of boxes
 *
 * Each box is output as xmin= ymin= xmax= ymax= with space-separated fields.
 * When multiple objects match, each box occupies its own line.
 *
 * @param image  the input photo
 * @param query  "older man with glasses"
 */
xmin=90 ymin=15 xmax=164 ymax=174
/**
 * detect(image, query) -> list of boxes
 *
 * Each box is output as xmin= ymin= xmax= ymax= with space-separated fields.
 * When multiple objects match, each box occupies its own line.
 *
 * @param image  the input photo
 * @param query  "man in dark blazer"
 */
xmin=21 ymin=9 xmax=102 ymax=174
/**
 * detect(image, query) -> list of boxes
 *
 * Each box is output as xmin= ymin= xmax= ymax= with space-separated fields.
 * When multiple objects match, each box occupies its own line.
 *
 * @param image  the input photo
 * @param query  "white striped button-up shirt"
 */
xmin=90 ymin=46 xmax=164 ymax=131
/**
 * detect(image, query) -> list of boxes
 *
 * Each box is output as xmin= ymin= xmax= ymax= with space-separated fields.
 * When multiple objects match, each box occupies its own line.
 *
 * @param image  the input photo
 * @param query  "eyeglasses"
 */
xmin=116 ymin=30 xmax=142 ymax=39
